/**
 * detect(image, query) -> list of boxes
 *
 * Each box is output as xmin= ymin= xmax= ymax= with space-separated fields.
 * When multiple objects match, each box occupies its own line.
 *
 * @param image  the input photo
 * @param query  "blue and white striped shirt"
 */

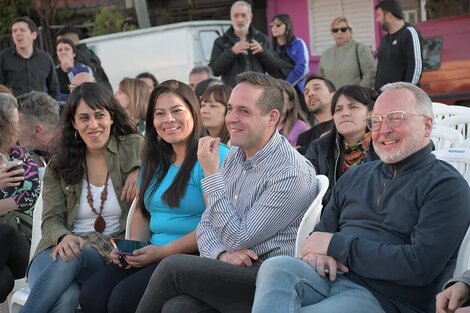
xmin=197 ymin=131 xmax=317 ymax=260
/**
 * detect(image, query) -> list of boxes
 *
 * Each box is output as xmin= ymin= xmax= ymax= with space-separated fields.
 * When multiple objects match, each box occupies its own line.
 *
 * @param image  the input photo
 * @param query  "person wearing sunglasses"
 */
xmin=317 ymin=17 xmax=376 ymax=90
xmin=252 ymin=81 xmax=470 ymax=313
xmin=305 ymin=85 xmax=379 ymax=205
xmin=270 ymin=14 xmax=310 ymax=113
xmin=21 ymin=83 xmax=143 ymax=313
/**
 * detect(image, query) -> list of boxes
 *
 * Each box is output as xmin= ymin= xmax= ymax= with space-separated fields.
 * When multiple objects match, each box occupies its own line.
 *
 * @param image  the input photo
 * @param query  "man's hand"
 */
xmin=231 ymin=40 xmax=250 ymax=55
xmin=218 ymin=249 xmax=258 ymax=267
xmin=0 ymin=161 xmax=24 ymax=189
xmin=302 ymin=253 xmax=349 ymax=282
xmin=51 ymin=234 xmax=86 ymax=262
xmin=436 ymin=281 xmax=470 ymax=313
xmin=249 ymin=39 xmax=263 ymax=54
xmin=301 ymin=231 xmax=334 ymax=256
xmin=197 ymin=136 xmax=220 ymax=177
xmin=121 ymin=168 xmax=140 ymax=202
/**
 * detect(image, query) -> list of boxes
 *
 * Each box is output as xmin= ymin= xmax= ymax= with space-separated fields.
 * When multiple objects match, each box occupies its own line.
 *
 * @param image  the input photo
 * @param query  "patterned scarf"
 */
xmin=342 ymin=132 xmax=372 ymax=173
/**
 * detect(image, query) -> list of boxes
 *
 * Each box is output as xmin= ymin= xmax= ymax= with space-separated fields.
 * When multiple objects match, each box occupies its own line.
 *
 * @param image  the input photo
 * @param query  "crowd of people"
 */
xmin=0 ymin=0 xmax=469 ymax=313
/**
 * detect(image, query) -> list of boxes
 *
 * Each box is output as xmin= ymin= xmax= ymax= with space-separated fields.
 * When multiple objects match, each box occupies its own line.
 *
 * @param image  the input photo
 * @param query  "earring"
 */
xmin=74 ymin=130 xmax=83 ymax=143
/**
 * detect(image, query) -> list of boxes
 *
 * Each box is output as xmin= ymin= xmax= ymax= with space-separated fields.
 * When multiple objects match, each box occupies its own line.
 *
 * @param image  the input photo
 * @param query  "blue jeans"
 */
xmin=252 ymin=256 xmax=385 ymax=313
xmin=20 ymin=246 xmax=106 ymax=313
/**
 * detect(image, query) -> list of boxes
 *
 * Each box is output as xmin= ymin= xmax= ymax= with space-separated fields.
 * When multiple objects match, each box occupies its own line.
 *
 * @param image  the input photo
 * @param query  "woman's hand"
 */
xmin=51 ymin=234 xmax=86 ymax=262
xmin=110 ymin=248 xmax=132 ymax=269
xmin=0 ymin=162 xmax=24 ymax=189
xmin=121 ymin=168 xmax=140 ymax=203
xmin=58 ymin=54 xmax=74 ymax=70
xmin=125 ymin=245 xmax=164 ymax=268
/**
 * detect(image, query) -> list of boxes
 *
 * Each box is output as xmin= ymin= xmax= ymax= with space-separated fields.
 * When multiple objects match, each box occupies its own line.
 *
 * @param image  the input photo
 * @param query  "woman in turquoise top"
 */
xmin=80 ymin=80 xmax=229 ymax=313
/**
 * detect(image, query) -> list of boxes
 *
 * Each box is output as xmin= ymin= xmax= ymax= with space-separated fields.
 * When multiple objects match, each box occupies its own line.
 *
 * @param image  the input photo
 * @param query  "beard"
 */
xmin=381 ymin=21 xmax=390 ymax=32
xmin=373 ymin=128 xmax=425 ymax=164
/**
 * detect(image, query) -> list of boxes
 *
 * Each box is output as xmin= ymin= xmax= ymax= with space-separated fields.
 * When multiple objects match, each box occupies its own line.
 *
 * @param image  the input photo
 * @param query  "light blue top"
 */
xmin=143 ymin=145 xmax=229 ymax=246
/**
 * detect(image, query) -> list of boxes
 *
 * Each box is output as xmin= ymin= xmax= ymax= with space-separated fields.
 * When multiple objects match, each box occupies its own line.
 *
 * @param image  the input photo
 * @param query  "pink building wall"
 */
xmin=266 ymin=0 xmax=384 ymax=73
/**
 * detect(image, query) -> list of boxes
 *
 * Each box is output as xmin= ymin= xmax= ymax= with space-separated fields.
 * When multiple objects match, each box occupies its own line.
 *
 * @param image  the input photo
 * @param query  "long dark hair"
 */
xmin=50 ymin=82 xmax=138 ymax=185
xmin=138 ymin=80 xmax=204 ymax=216
xmin=271 ymin=14 xmax=295 ymax=47
xmin=324 ymin=85 xmax=378 ymax=172
xmin=200 ymin=84 xmax=232 ymax=144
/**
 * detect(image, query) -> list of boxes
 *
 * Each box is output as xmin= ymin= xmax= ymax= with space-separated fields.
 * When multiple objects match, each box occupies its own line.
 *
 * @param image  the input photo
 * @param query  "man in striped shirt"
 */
xmin=136 ymin=72 xmax=317 ymax=313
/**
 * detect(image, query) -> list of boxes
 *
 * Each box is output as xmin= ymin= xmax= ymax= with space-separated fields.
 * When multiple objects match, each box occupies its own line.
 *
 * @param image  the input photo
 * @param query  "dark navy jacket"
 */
xmin=316 ymin=144 xmax=470 ymax=313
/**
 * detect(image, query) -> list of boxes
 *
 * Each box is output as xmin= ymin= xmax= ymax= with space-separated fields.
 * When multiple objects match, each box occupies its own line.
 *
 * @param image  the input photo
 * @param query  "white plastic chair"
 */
xmin=433 ymin=104 xmax=470 ymax=123
xmin=432 ymin=148 xmax=470 ymax=184
xmin=455 ymin=226 xmax=470 ymax=277
xmin=431 ymin=125 xmax=464 ymax=150
xmin=458 ymin=139 xmax=470 ymax=148
xmin=439 ymin=114 xmax=470 ymax=140
xmin=9 ymin=196 xmax=137 ymax=313
xmin=295 ymin=175 xmax=329 ymax=257
xmin=10 ymin=192 xmax=43 ymax=313
xmin=125 ymin=198 xmax=137 ymax=239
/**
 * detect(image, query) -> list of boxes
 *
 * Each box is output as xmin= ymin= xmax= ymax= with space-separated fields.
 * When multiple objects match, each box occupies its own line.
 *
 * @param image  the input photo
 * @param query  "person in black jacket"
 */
xmin=374 ymin=0 xmax=423 ymax=92
xmin=0 ymin=17 xmax=59 ymax=99
xmin=305 ymin=85 xmax=379 ymax=205
xmin=56 ymin=26 xmax=112 ymax=91
xmin=209 ymin=1 xmax=283 ymax=87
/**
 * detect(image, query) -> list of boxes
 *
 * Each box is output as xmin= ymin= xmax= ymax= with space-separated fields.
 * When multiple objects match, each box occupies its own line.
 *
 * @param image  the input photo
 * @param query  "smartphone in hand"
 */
xmin=111 ymin=239 xmax=147 ymax=256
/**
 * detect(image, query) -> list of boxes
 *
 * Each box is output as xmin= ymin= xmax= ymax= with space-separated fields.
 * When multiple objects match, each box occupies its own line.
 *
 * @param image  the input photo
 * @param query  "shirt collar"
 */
xmin=236 ymin=131 xmax=282 ymax=169
xmin=383 ymin=143 xmax=433 ymax=176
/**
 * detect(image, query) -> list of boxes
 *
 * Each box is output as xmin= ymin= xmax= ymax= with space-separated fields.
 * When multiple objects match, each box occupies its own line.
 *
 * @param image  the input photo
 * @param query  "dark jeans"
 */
xmin=79 ymin=261 xmax=159 ymax=313
xmin=136 ymin=254 xmax=260 ymax=313
xmin=0 ymin=223 xmax=29 ymax=303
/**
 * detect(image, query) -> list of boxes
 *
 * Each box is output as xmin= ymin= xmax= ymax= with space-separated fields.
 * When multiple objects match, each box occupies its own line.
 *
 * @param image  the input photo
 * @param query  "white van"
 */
xmin=81 ymin=20 xmax=231 ymax=90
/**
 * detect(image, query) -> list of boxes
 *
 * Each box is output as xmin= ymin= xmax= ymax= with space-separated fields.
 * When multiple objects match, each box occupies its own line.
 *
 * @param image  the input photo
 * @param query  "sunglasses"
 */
xmin=331 ymin=27 xmax=350 ymax=33
xmin=270 ymin=23 xmax=283 ymax=28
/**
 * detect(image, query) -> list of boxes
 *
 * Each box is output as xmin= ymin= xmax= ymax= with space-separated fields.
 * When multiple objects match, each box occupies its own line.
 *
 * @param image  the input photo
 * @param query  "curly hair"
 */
xmin=50 ymin=82 xmax=138 ymax=185
xmin=0 ymin=93 xmax=19 ymax=152
xmin=138 ymin=80 xmax=204 ymax=215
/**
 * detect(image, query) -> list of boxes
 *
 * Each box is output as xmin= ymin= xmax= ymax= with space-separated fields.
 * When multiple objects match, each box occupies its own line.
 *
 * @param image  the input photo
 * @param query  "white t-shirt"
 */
xmin=73 ymin=179 xmax=122 ymax=235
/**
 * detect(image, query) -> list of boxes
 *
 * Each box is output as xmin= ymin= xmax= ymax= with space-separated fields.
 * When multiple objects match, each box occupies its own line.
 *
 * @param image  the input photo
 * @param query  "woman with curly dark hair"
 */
xmin=79 ymin=80 xmax=229 ymax=313
xmin=21 ymin=82 xmax=143 ymax=313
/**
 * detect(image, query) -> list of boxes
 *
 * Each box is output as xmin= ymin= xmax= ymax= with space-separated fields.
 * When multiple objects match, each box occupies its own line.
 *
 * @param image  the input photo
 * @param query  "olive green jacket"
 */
xmin=34 ymin=134 xmax=144 ymax=258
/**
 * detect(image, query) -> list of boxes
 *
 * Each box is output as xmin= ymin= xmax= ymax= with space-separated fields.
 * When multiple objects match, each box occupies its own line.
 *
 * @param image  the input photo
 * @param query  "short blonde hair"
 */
xmin=330 ymin=17 xmax=353 ymax=33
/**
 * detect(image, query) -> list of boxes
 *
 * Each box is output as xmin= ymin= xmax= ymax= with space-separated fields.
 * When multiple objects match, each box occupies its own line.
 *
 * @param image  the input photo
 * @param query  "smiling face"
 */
xmin=226 ymin=82 xmax=277 ymax=159
xmin=11 ymin=21 xmax=36 ymax=51
xmin=200 ymin=96 xmax=226 ymax=136
xmin=333 ymin=95 xmax=369 ymax=144
xmin=72 ymin=100 xmax=113 ymax=153
xmin=153 ymin=92 xmax=194 ymax=148
xmin=371 ymin=89 xmax=432 ymax=164
xmin=230 ymin=3 xmax=252 ymax=34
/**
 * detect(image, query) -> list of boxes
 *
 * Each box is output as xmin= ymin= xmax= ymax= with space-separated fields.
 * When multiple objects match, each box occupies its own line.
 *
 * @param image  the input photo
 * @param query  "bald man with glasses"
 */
xmin=252 ymin=82 xmax=470 ymax=313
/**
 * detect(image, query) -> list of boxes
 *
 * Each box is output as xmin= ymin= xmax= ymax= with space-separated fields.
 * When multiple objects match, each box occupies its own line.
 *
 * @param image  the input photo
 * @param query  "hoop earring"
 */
xmin=74 ymin=130 xmax=83 ymax=143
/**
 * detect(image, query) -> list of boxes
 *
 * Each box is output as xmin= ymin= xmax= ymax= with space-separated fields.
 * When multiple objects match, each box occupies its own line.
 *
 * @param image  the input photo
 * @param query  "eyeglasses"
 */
xmin=364 ymin=111 xmax=428 ymax=131
xmin=331 ymin=27 xmax=350 ymax=33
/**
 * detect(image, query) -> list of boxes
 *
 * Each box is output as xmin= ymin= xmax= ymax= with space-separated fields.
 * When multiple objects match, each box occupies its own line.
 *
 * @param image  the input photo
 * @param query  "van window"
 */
xmin=423 ymin=37 xmax=443 ymax=71
xmin=200 ymin=30 xmax=220 ymax=62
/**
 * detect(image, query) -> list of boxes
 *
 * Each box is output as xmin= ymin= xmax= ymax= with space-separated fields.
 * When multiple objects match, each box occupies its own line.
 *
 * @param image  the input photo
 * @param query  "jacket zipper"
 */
xmin=376 ymin=168 xmax=397 ymax=210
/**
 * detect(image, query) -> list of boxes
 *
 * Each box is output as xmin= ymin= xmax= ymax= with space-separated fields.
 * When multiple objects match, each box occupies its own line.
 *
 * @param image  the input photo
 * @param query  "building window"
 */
xmin=308 ymin=0 xmax=376 ymax=56
xmin=403 ymin=9 xmax=418 ymax=24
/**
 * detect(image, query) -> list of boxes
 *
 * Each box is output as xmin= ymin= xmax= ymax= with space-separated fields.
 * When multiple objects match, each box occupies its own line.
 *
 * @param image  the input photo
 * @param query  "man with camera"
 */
xmin=209 ymin=1 xmax=281 ymax=87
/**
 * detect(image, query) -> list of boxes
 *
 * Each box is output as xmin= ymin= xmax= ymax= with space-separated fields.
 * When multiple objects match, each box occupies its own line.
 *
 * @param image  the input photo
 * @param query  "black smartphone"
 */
xmin=112 ymin=239 xmax=147 ymax=255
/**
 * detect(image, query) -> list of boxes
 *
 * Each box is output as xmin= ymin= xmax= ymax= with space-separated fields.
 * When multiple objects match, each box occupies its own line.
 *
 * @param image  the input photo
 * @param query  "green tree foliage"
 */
xmin=0 ymin=0 xmax=33 ymax=35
